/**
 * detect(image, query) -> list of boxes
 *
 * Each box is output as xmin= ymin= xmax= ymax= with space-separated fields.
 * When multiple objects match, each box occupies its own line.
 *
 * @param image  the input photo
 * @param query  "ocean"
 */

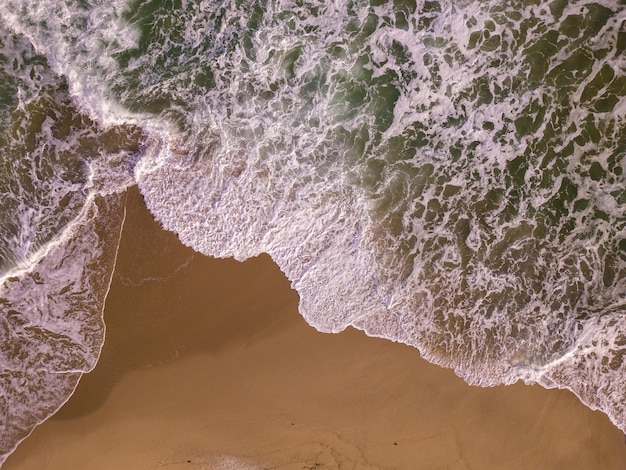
xmin=0 ymin=0 xmax=624 ymax=463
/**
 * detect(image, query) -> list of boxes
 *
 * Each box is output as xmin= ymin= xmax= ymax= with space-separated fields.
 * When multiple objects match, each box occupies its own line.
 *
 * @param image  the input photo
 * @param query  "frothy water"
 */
xmin=1 ymin=0 xmax=625 ymax=463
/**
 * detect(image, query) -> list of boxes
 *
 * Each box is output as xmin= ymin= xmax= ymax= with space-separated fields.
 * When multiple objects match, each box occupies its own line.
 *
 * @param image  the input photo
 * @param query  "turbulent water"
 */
xmin=0 ymin=0 xmax=625 ymax=463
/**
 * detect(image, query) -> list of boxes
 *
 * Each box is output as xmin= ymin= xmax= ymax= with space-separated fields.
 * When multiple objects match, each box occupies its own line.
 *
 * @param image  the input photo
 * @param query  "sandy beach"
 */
xmin=4 ymin=188 xmax=626 ymax=469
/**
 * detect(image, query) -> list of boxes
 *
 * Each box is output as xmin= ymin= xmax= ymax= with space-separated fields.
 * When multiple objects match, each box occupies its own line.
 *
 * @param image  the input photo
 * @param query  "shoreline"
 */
xmin=4 ymin=188 xmax=626 ymax=469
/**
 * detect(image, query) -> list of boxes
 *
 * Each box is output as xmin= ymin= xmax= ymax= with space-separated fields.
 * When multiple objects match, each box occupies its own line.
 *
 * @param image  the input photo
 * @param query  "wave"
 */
xmin=0 ymin=193 xmax=126 ymax=465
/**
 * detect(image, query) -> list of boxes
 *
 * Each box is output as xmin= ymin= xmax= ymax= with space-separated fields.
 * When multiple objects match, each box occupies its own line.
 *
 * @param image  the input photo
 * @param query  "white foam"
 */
xmin=0 ymin=0 xmax=141 ymax=126
xmin=0 ymin=193 xmax=125 ymax=465
xmin=131 ymin=0 xmax=626 ymax=433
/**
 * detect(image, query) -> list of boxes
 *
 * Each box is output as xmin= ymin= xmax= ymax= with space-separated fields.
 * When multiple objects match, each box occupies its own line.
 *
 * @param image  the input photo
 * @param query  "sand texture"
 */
xmin=4 ymin=188 xmax=626 ymax=469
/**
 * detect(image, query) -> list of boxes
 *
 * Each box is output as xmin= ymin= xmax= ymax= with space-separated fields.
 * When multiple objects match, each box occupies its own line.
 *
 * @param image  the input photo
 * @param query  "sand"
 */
xmin=4 ymin=188 xmax=626 ymax=469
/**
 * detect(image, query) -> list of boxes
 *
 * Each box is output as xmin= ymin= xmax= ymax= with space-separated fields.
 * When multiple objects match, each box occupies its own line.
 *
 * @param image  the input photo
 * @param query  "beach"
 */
xmin=4 ymin=188 xmax=626 ymax=470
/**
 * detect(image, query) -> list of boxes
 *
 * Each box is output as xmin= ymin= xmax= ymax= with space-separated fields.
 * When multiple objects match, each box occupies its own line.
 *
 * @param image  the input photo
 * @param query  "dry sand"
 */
xmin=4 ymin=188 xmax=626 ymax=469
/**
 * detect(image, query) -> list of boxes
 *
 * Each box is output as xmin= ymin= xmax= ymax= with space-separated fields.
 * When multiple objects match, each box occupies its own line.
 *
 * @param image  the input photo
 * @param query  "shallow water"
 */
xmin=0 ymin=0 xmax=625 ymax=463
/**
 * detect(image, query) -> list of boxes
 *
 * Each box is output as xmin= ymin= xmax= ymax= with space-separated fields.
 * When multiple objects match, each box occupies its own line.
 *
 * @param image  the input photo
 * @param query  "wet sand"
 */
xmin=4 ymin=188 xmax=626 ymax=469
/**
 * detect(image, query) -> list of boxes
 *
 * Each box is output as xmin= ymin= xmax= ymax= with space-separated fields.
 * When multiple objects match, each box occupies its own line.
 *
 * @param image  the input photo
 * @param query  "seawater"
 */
xmin=0 ymin=0 xmax=625 ymax=463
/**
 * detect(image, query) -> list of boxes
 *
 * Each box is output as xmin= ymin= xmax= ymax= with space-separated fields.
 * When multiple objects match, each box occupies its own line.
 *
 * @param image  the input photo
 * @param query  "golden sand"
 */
xmin=5 ymin=189 xmax=626 ymax=469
